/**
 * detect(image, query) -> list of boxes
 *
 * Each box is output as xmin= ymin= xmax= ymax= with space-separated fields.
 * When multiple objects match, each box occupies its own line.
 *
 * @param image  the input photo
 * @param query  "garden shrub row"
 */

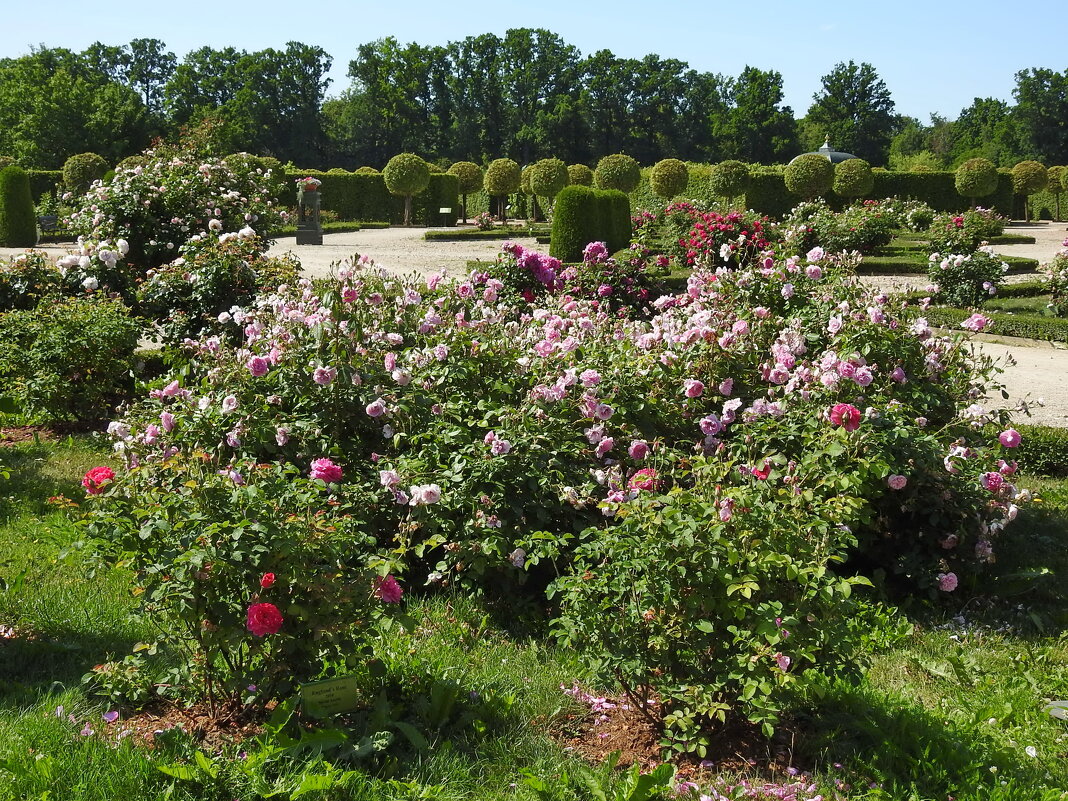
xmin=858 ymin=254 xmax=1038 ymax=275
xmin=1013 ymin=424 xmax=1068 ymax=477
xmin=424 ymin=225 xmax=550 ymax=241
xmin=284 ymin=170 xmax=459 ymax=226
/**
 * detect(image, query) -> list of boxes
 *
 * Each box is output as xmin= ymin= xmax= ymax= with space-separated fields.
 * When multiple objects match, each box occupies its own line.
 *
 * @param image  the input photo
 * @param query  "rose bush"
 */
xmin=927 ymin=246 xmax=1008 ymax=308
xmin=87 ymin=240 xmax=1027 ymax=726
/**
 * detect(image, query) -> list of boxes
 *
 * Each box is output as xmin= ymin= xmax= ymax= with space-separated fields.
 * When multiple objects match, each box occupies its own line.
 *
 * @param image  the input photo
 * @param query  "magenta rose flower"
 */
xmin=887 ymin=474 xmax=908 ymax=490
xmin=373 ymin=575 xmax=404 ymax=604
xmin=246 ymin=602 xmax=283 ymax=636
xmin=309 ymin=458 xmax=343 ymax=483
xmin=998 ymin=429 xmax=1021 ymax=448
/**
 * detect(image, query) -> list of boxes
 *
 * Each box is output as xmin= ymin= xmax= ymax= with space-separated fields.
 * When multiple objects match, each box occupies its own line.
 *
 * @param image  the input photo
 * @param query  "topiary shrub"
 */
xmin=955 ymin=158 xmax=998 ymax=206
xmin=784 ymin=154 xmax=833 ymax=201
xmin=568 ymin=163 xmax=594 ymax=187
xmin=63 ymin=152 xmax=109 ymax=195
xmin=529 ymin=158 xmax=569 ymax=216
xmin=383 ymin=153 xmax=431 ymax=227
xmin=834 ymin=158 xmax=874 ymax=201
xmin=0 ymin=166 xmax=37 ymax=248
xmin=1011 ymin=160 xmax=1048 ymax=221
xmin=649 ymin=159 xmax=689 ymax=200
xmin=448 ymin=161 xmax=484 ymax=223
xmin=709 ymin=160 xmax=751 ymax=208
xmin=354 ymin=166 xmax=380 ymax=175
xmin=484 ymin=158 xmax=521 ymax=221
xmin=594 ymin=154 xmax=641 ymax=194
xmin=550 ymin=184 xmax=599 ymax=261
xmin=1045 ymin=165 xmax=1065 ymax=220
xmin=600 ymin=189 xmax=632 ymax=253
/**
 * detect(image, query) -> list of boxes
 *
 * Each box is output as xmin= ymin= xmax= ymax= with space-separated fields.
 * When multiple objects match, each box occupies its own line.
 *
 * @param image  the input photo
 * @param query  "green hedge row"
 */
xmin=25 ymin=170 xmax=63 ymax=202
xmin=918 ymin=306 xmax=1068 ymax=342
xmin=1013 ymin=424 xmax=1068 ymax=476
xmin=858 ymin=254 xmax=1039 ymax=275
xmin=629 ymin=164 xmax=1017 ymax=221
xmin=284 ymin=171 xmax=459 ymax=226
xmin=424 ymin=226 xmax=550 ymax=241
xmin=549 ymin=186 xmax=631 ymax=261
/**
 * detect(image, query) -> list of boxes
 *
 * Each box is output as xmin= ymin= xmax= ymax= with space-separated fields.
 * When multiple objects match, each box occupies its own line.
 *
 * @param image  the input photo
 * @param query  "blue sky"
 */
xmin=7 ymin=0 xmax=1067 ymax=121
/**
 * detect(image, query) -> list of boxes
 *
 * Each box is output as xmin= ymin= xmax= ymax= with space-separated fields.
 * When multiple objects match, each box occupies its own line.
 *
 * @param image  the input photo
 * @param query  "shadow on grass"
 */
xmin=797 ymin=680 xmax=1048 ymax=797
xmin=0 ymin=438 xmax=105 ymax=522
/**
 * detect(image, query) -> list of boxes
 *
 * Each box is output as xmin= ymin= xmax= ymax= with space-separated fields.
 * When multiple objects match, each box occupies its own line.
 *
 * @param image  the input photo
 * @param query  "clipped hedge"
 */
xmin=916 ymin=306 xmax=1068 ymax=342
xmin=25 ymin=170 xmax=63 ymax=203
xmin=602 ymin=189 xmax=632 ymax=253
xmin=0 ymin=166 xmax=37 ymax=247
xmin=859 ymin=253 xmax=1038 ymax=275
xmin=283 ymin=171 xmax=458 ymax=226
xmin=1014 ymin=424 xmax=1068 ymax=477
xmin=550 ymin=185 xmax=599 ymax=262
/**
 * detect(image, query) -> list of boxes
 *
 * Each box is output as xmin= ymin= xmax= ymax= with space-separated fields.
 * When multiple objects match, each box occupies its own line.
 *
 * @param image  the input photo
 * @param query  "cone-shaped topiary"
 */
xmin=785 ymin=154 xmax=833 ymax=201
xmin=63 ymin=152 xmax=109 ymax=195
xmin=383 ymin=153 xmax=431 ymax=227
xmin=1011 ymin=160 xmax=1048 ymax=222
xmin=484 ymin=158 xmax=521 ymax=221
xmin=448 ymin=161 xmax=484 ymax=223
xmin=833 ymin=158 xmax=874 ymax=201
xmin=550 ymin=185 xmax=599 ymax=262
xmin=709 ymin=160 xmax=751 ymax=208
xmin=649 ymin=158 xmax=689 ymax=200
xmin=568 ymin=163 xmax=594 ymax=186
xmin=0 ymin=166 xmax=37 ymax=247
xmin=955 ymin=158 xmax=998 ymax=205
xmin=594 ymin=154 xmax=640 ymax=193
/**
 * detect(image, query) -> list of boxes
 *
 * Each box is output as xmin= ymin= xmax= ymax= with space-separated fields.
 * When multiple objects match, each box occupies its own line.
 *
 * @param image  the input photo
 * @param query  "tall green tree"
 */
xmin=1013 ymin=68 xmax=1068 ymax=165
xmin=805 ymin=61 xmax=897 ymax=165
xmin=720 ymin=66 xmax=798 ymax=164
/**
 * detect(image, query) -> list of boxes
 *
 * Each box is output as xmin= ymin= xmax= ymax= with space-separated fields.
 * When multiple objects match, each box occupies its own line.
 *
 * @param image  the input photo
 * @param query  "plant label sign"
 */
xmin=300 ymin=676 xmax=359 ymax=717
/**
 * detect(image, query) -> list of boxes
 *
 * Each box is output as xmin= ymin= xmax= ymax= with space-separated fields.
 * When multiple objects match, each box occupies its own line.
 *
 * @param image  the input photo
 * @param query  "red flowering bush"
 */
xmin=657 ymin=202 xmax=774 ymax=268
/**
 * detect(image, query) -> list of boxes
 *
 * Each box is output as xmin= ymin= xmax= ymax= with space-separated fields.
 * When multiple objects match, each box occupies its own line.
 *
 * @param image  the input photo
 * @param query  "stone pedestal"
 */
xmin=297 ymin=187 xmax=322 ymax=245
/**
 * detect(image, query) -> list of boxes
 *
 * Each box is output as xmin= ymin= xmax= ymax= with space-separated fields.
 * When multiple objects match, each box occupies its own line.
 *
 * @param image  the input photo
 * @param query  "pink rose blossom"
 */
xmin=248 ymin=356 xmax=269 ymax=377
xmin=161 ymin=411 xmax=175 ymax=433
xmin=829 ymin=403 xmax=862 ymax=432
xmin=998 ymin=428 xmax=1021 ymax=448
xmin=887 ymin=474 xmax=908 ymax=490
xmin=595 ymin=437 xmax=615 ymax=458
xmin=366 ymin=399 xmax=387 ymax=418
xmin=309 ymin=458 xmax=343 ymax=484
xmin=82 ymin=466 xmax=115 ymax=495
xmin=628 ymin=468 xmax=660 ymax=491
xmin=980 ymin=471 xmax=1004 ymax=493
xmin=683 ymin=379 xmax=705 ymax=398
xmin=628 ymin=440 xmax=649 ymax=460
xmin=937 ymin=572 xmax=958 ymax=592
xmin=313 ymin=366 xmax=337 ymax=385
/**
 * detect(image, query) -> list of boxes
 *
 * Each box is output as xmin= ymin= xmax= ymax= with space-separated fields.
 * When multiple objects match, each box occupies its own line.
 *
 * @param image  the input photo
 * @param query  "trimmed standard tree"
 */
xmin=383 ymin=153 xmax=431 ymax=227
xmin=594 ymin=154 xmax=641 ymax=193
xmin=1011 ymin=160 xmax=1048 ymax=222
xmin=568 ymin=163 xmax=594 ymax=186
xmin=709 ymin=160 xmax=751 ymax=208
xmin=955 ymin=158 xmax=998 ymax=208
xmin=528 ymin=158 xmax=569 ymax=218
xmin=447 ymin=161 xmax=484 ymax=224
xmin=833 ymin=158 xmax=875 ymax=202
xmin=63 ymin=152 xmax=109 ymax=195
xmin=484 ymin=158 xmax=521 ymax=222
xmin=649 ymin=158 xmax=689 ymax=200
xmin=784 ymin=154 xmax=833 ymax=201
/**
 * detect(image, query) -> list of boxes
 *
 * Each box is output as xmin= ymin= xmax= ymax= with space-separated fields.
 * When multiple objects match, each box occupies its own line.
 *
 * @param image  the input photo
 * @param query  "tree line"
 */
xmin=1 ymin=31 xmax=1065 ymax=171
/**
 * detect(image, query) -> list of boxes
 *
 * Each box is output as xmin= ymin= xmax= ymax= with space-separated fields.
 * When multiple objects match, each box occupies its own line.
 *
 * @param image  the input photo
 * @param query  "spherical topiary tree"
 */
xmin=447 ymin=161 xmax=484 ymax=224
xmin=784 ymin=154 xmax=833 ymax=201
xmin=0 ymin=156 xmax=15 ymax=170
xmin=326 ymin=167 xmax=349 ymax=174
xmin=649 ymin=158 xmax=689 ymax=200
xmin=63 ymin=152 xmax=109 ymax=195
xmin=833 ymin=158 xmax=875 ymax=202
xmin=955 ymin=158 xmax=998 ymax=207
xmin=484 ymin=158 xmax=521 ymax=222
xmin=1047 ymin=165 xmax=1066 ymax=221
xmin=529 ymin=158 xmax=569 ymax=218
xmin=354 ymin=166 xmax=379 ymax=175
xmin=568 ymin=163 xmax=594 ymax=187
xmin=709 ymin=160 xmax=751 ymax=208
xmin=1011 ymin=160 xmax=1048 ymax=222
xmin=383 ymin=153 xmax=431 ymax=227
xmin=520 ymin=165 xmax=538 ymax=222
xmin=594 ymin=154 xmax=641 ymax=194
xmin=0 ymin=166 xmax=38 ymax=247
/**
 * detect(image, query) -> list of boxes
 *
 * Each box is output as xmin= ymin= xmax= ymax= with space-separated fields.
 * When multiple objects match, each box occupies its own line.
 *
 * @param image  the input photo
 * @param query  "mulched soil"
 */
xmin=0 ymin=422 xmax=102 ymax=446
xmin=115 ymin=701 xmax=271 ymax=751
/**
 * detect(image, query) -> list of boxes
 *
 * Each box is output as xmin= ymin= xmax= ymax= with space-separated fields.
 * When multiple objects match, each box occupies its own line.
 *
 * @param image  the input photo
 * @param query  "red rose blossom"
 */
xmin=246 ymin=602 xmax=283 ymax=636
xmin=260 ymin=572 xmax=276 ymax=589
xmin=82 ymin=466 xmax=115 ymax=495
xmin=829 ymin=403 xmax=862 ymax=432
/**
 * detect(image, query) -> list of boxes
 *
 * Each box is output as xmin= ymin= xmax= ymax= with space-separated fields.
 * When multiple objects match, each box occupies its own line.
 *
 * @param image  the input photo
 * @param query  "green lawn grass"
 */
xmin=1 ymin=438 xmax=1067 ymax=800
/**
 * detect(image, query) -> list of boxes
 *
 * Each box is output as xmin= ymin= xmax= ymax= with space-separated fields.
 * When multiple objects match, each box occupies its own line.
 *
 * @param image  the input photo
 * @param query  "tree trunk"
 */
xmin=404 ymin=195 xmax=412 ymax=227
xmin=461 ymin=193 xmax=468 ymax=224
